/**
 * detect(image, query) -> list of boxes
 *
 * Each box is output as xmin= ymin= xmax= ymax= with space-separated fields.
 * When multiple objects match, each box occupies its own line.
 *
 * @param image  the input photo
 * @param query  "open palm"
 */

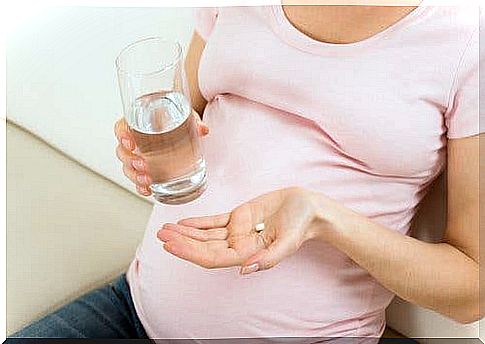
xmin=157 ymin=187 xmax=320 ymax=274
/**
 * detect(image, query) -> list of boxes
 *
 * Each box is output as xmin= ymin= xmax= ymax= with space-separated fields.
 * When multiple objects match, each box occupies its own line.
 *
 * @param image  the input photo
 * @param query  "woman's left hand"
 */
xmin=157 ymin=187 xmax=336 ymax=274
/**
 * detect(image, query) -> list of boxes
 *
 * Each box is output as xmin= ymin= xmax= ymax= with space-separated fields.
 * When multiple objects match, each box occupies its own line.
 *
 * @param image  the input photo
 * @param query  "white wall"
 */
xmin=7 ymin=6 xmax=194 ymax=198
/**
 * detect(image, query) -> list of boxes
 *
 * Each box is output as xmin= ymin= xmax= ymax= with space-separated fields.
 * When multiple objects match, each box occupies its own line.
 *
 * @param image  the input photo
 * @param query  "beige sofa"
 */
xmin=6 ymin=123 xmax=151 ymax=334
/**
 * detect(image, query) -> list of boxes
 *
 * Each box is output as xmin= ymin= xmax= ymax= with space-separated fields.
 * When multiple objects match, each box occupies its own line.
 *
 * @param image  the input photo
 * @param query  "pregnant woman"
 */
xmin=13 ymin=3 xmax=481 ymax=342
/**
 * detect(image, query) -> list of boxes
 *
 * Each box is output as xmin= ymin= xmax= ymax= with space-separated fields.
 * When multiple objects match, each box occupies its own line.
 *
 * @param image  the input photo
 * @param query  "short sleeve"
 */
xmin=444 ymin=28 xmax=481 ymax=139
xmin=194 ymin=7 xmax=218 ymax=41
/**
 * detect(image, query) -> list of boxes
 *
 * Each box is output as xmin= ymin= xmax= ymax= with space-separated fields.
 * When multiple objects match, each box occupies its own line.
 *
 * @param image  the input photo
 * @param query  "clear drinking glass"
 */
xmin=116 ymin=37 xmax=207 ymax=205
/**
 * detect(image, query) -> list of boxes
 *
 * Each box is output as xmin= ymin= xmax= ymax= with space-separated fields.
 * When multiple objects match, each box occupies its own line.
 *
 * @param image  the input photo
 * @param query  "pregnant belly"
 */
xmin=127 ymin=95 xmax=391 ymax=339
xmin=129 ymin=211 xmax=388 ymax=339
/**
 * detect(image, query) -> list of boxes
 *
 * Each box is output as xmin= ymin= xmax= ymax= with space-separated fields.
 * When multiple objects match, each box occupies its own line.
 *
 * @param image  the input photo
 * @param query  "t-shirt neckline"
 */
xmin=267 ymin=1 xmax=429 ymax=55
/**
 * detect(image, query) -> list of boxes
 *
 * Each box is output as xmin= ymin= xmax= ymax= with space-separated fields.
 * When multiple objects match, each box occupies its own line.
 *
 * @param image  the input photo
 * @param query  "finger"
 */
xmin=178 ymin=213 xmax=231 ymax=229
xmin=136 ymin=185 xmax=151 ymax=196
xmin=240 ymin=234 xmax=297 ymax=275
xmin=114 ymin=118 xmax=136 ymax=151
xmin=115 ymin=144 xmax=128 ymax=163
xmin=116 ymin=145 xmax=146 ymax=172
xmin=122 ymin=164 xmax=137 ymax=184
xmin=158 ymin=229 xmax=240 ymax=269
xmin=114 ymin=118 xmax=130 ymax=140
xmin=158 ymin=228 xmax=229 ymax=249
xmin=123 ymin=164 xmax=151 ymax=187
xmin=162 ymin=223 xmax=228 ymax=241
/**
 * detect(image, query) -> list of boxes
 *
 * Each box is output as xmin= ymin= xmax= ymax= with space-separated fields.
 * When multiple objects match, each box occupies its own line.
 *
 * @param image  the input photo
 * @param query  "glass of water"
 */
xmin=116 ymin=37 xmax=207 ymax=205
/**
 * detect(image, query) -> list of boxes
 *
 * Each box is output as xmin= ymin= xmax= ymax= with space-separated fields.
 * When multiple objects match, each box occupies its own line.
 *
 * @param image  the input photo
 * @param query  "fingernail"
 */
xmin=155 ymin=232 xmax=164 ymax=243
xmin=132 ymin=159 xmax=144 ymax=171
xmin=162 ymin=223 xmax=176 ymax=230
xmin=137 ymin=185 xmax=150 ymax=195
xmin=137 ymin=174 xmax=149 ymax=185
xmin=157 ymin=229 xmax=168 ymax=242
xmin=121 ymin=138 xmax=132 ymax=150
xmin=240 ymin=263 xmax=259 ymax=275
xmin=164 ymin=243 xmax=177 ymax=255
xmin=202 ymin=125 xmax=209 ymax=135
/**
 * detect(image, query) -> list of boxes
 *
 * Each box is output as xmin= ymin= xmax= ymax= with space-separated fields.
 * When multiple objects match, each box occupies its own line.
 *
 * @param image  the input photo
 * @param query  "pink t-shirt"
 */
xmin=127 ymin=4 xmax=480 ymax=341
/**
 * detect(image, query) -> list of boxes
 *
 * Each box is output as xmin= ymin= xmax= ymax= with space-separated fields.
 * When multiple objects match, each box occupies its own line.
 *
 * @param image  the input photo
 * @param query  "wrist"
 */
xmin=305 ymin=191 xmax=348 ymax=243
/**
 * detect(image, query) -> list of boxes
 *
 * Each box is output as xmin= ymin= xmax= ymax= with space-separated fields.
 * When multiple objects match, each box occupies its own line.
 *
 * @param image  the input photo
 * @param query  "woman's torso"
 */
xmin=127 ymin=4 xmax=478 ymax=340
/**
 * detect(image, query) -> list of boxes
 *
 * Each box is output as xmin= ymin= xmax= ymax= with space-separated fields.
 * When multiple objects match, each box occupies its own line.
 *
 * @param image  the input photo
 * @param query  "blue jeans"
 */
xmin=8 ymin=274 xmax=419 ymax=343
xmin=10 ymin=274 xmax=148 ymax=339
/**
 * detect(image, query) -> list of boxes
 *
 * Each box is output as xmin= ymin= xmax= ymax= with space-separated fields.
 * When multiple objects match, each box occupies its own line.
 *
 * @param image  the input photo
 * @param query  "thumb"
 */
xmin=240 ymin=235 xmax=296 ymax=275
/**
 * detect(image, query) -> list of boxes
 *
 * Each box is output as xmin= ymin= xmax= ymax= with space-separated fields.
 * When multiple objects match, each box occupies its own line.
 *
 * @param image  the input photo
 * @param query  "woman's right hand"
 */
xmin=114 ymin=110 xmax=209 ymax=196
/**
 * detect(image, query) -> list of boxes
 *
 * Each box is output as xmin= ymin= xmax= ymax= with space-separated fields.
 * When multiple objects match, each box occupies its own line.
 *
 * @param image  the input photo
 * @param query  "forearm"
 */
xmin=310 ymin=193 xmax=480 ymax=324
